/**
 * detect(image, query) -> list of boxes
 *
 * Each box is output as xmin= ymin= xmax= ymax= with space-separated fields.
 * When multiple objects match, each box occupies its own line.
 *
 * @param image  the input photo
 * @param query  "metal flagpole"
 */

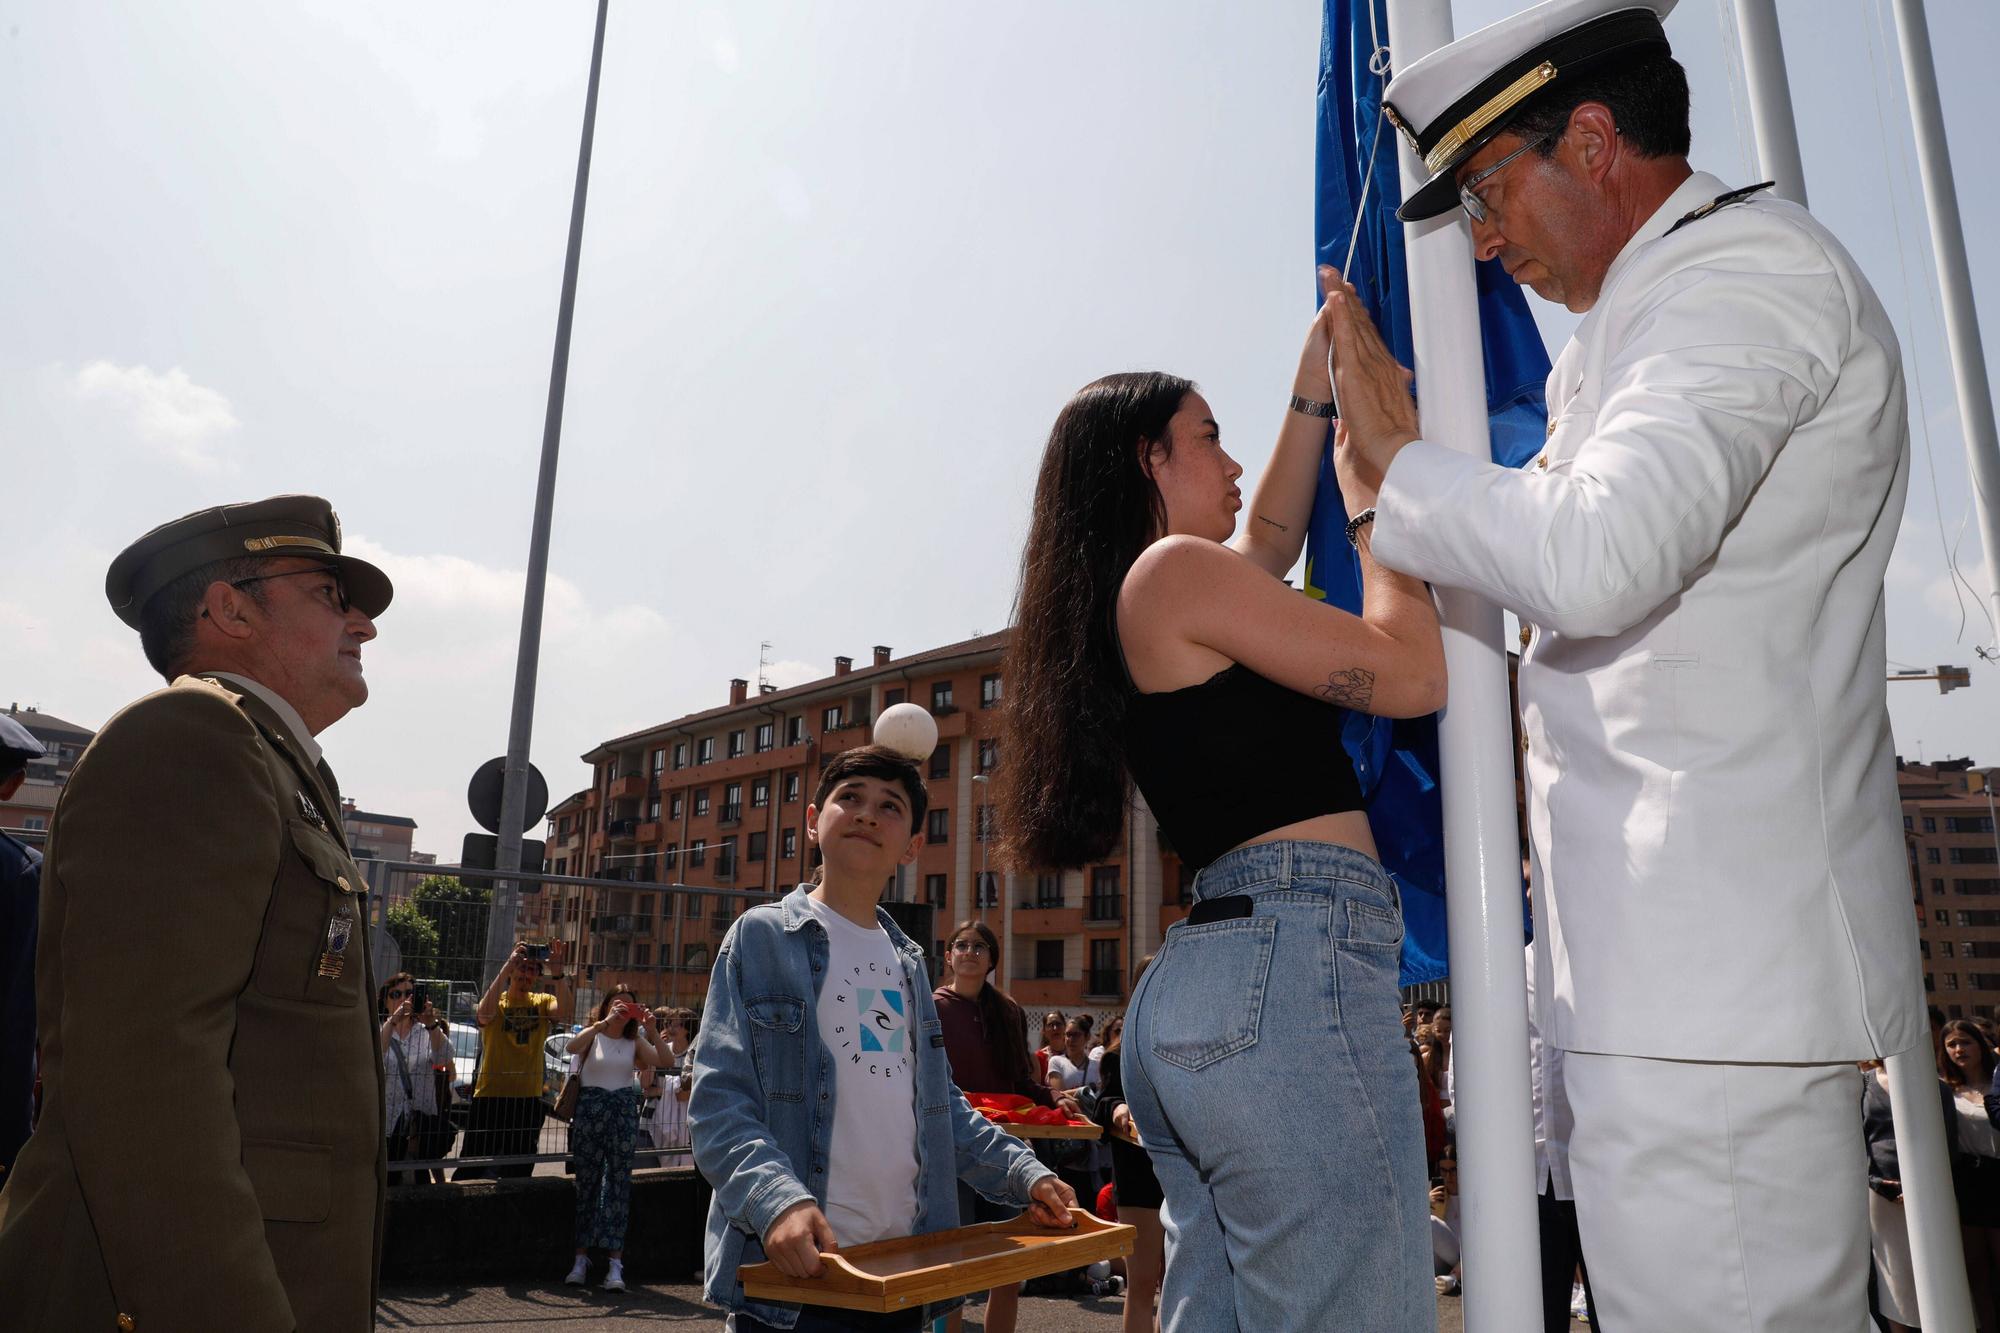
xmin=1382 ymin=3 xmax=1541 ymax=1327
xmin=1891 ymin=0 xmax=2000 ymax=664
xmin=485 ymin=0 xmax=612 ymax=974
xmin=1888 ymin=6 xmax=1998 ymax=1325
xmin=1730 ymin=0 xmax=1809 ymax=205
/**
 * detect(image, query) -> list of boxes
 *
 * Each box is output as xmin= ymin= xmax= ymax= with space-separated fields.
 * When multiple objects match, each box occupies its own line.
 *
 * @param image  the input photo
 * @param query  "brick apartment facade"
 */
xmin=0 ymin=704 xmax=94 ymax=839
xmin=1902 ymin=758 xmax=2000 ymax=1020
xmin=542 ymin=634 xmax=1192 ymax=1013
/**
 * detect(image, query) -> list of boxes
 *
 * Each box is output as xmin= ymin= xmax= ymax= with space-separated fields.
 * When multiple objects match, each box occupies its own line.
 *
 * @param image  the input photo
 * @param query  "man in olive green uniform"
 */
xmin=0 ymin=496 xmax=394 ymax=1333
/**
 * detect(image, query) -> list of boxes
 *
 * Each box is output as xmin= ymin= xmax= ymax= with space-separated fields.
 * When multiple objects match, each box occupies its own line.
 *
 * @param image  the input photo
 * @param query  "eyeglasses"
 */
xmin=1457 ymin=132 xmax=1551 ymax=224
xmin=387 ymin=987 xmax=413 ymax=999
xmin=948 ymin=940 xmax=990 ymax=955
xmin=229 ymin=565 xmax=352 ymax=614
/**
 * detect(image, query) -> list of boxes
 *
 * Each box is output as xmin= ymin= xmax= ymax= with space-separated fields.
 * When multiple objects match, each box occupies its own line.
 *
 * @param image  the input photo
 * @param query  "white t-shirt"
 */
xmin=804 ymin=895 xmax=920 ymax=1246
xmin=580 ymin=1033 xmax=638 ymax=1090
xmin=1046 ymin=1053 xmax=1090 ymax=1091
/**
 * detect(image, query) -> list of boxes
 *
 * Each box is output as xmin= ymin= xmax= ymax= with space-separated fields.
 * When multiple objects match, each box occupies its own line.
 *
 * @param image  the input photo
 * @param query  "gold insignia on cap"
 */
xmin=1425 ymin=60 xmax=1558 ymax=175
xmin=241 ymin=535 xmax=335 ymax=554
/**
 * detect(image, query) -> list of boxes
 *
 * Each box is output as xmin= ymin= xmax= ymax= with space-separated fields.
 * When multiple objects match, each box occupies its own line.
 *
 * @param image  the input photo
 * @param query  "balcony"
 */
xmin=636 ymin=820 xmax=663 ymax=842
xmin=718 ymin=804 xmax=743 ymax=828
xmin=1085 ymin=898 xmax=1123 ymax=924
xmin=608 ymin=774 xmax=645 ymax=800
xmin=605 ymin=817 xmax=639 ymax=841
xmin=593 ymin=914 xmax=638 ymax=936
xmin=715 ymin=861 xmax=737 ymax=883
xmin=1012 ymin=906 xmax=1081 ymax=936
xmin=1084 ymin=970 xmax=1124 ymax=1000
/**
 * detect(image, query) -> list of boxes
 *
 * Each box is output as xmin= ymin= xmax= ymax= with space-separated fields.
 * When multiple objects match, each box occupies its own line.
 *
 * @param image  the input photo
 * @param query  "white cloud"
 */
xmin=762 ymin=659 xmax=822 ymax=690
xmin=69 ymin=361 xmax=239 ymax=469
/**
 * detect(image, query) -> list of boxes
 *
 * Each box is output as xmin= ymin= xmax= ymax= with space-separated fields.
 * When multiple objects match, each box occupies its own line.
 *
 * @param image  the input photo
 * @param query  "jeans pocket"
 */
xmin=1340 ymin=897 xmax=1403 ymax=952
xmin=1148 ymin=916 xmax=1277 ymax=1073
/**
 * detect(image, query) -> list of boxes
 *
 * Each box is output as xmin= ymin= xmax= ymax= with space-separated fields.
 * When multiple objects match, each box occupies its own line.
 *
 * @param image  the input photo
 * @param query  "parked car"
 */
xmin=443 ymin=1022 xmax=482 ymax=1127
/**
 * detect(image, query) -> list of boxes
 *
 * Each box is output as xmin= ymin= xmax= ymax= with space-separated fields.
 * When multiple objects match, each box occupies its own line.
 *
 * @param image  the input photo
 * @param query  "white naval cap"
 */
xmin=1383 ymin=0 xmax=1676 ymax=222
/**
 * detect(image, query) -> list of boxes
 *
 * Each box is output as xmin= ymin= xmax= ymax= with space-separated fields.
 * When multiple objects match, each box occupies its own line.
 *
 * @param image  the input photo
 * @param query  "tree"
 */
xmin=383 ymin=901 xmax=440 ymax=981
xmin=410 ymin=874 xmax=491 ymax=987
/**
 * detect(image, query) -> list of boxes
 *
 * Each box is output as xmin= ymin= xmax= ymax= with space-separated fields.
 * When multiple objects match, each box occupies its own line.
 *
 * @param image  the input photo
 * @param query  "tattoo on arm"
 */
xmin=1255 ymin=515 xmax=1289 ymax=533
xmin=1314 ymin=667 xmax=1377 ymax=710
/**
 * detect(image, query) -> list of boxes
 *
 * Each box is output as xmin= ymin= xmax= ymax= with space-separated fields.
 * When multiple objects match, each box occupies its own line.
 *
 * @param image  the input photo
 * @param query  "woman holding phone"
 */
xmin=377 ymin=971 xmax=450 ymax=1186
xmin=563 ymin=988 xmax=664 ymax=1290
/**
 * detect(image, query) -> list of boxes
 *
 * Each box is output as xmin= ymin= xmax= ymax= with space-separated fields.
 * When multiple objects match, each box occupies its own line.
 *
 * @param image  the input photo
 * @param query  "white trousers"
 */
xmin=1564 ymin=1053 xmax=1872 ymax=1333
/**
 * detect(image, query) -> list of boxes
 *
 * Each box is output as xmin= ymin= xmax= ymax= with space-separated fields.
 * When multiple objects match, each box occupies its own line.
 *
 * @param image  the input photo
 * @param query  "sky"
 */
xmin=4 ymin=0 xmax=1996 ymax=858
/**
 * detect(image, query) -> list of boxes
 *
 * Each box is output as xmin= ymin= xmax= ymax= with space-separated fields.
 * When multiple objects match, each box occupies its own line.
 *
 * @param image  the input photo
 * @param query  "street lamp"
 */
xmin=971 ymin=773 xmax=991 ymax=920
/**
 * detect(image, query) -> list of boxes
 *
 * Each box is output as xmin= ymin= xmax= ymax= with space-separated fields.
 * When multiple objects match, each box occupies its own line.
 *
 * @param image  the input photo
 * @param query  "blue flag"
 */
xmin=1311 ymin=0 xmax=1553 ymax=985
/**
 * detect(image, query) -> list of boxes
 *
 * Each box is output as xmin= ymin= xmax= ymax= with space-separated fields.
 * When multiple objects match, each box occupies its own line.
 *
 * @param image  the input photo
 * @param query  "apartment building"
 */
xmin=1902 ymin=757 xmax=2000 ymax=1020
xmin=0 ymin=703 xmax=95 ymax=838
xmin=560 ymin=633 xmax=1191 ymax=1012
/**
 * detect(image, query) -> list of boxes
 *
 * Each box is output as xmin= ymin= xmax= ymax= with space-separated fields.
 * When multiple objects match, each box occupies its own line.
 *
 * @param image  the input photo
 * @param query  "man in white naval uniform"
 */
xmin=1325 ymin=0 xmax=1924 ymax=1327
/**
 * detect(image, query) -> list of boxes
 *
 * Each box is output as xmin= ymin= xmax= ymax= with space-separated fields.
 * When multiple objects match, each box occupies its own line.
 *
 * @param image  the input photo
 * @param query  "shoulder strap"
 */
xmin=387 ymin=1031 xmax=416 ymax=1098
xmin=1666 ymin=181 xmax=1777 ymax=236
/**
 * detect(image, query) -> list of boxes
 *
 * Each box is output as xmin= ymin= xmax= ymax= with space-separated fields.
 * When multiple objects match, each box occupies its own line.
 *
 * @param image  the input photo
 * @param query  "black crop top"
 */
xmin=1122 ymin=663 xmax=1365 ymax=870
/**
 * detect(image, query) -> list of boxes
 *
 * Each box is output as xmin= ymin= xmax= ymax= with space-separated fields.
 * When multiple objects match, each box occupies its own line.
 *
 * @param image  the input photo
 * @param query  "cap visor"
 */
xmin=1397 ymin=170 xmax=1466 ymax=223
xmin=334 ymin=555 xmax=394 ymax=619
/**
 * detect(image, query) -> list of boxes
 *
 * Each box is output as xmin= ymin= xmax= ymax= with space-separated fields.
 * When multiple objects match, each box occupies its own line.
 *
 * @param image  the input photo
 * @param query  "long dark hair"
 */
xmin=949 ymin=919 xmax=1037 ymax=1089
xmin=999 ymin=371 xmax=1195 ymax=869
xmin=595 ymin=988 xmax=640 ymax=1041
xmin=1940 ymin=1018 xmax=1997 ymax=1087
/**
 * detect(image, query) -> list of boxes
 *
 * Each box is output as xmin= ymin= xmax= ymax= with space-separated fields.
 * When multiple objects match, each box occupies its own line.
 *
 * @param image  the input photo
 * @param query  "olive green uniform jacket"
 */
xmin=0 ymin=675 xmax=386 ymax=1332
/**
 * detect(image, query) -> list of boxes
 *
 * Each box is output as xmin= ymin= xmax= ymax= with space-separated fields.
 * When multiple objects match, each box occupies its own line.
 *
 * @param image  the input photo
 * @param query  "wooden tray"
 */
xmin=1000 ymin=1120 xmax=1102 ymax=1141
xmin=739 ymin=1208 xmax=1133 ymax=1313
xmin=1110 ymin=1121 xmax=1143 ymax=1147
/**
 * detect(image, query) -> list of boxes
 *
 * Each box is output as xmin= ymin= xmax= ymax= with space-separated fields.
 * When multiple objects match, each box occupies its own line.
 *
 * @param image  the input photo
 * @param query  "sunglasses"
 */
xmin=387 ymin=987 xmax=413 ymax=998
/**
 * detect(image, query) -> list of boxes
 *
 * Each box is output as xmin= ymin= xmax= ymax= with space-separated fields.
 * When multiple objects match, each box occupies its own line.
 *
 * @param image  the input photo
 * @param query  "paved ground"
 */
xmin=376 ymin=1280 xmax=1584 ymax=1330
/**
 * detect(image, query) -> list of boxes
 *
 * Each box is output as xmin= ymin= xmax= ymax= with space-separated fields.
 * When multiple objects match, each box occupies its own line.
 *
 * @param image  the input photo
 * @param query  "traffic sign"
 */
xmin=468 ymin=758 xmax=550 ymax=834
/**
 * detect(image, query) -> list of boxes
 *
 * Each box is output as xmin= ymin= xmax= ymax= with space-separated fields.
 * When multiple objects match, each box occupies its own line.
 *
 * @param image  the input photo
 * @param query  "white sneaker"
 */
xmin=602 ymin=1267 xmax=626 ymax=1292
xmin=564 ymin=1258 xmax=589 ymax=1286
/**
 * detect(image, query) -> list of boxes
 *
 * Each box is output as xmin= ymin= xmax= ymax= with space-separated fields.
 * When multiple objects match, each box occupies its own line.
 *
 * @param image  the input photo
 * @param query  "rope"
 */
xmin=1712 ymin=0 xmax=1761 ymax=183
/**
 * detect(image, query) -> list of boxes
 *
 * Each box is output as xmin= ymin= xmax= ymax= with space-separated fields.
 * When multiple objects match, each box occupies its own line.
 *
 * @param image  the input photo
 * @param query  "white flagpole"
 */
xmin=1730 ymin=0 xmax=1809 ymax=204
xmin=1884 ymin=1043 xmax=1976 ymax=1331
xmin=1382 ymin=3 xmax=1541 ymax=1328
xmin=1890 ymin=0 xmax=2000 ymax=671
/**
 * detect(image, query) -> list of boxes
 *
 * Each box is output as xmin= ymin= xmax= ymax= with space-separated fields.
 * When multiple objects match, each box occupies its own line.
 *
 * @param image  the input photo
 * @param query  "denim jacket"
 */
xmin=691 ymin=886 xmax=1055 ymax=1326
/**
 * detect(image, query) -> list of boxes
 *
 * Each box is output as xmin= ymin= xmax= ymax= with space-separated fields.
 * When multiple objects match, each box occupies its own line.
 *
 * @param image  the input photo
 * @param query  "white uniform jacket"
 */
xmin=1373 ymin=171 xmax=1923 ymax=1064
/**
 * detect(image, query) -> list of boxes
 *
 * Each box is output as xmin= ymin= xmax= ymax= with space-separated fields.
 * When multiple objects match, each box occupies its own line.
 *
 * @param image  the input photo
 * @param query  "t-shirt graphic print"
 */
xmin=802 ymin=894 xmax=921 ymax=1246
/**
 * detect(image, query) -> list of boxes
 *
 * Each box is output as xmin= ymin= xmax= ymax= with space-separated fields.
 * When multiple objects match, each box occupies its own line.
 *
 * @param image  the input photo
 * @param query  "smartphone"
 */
xmin=411 ymin=984 xmax=429 ymax=1014
xmin=522 ymin=943 xmax=551 ymax=961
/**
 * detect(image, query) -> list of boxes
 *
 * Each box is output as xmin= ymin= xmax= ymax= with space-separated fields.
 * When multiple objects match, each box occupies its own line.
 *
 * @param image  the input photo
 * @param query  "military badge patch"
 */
xmin=317 ymin=905 xmax=355 ymax=979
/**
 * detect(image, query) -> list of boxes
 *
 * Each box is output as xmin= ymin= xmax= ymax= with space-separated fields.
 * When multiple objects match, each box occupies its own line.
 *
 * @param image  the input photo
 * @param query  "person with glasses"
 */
xmin=378 ymin=971 xmax=451 ymax=1185
xmin=1325 ymin=1 xmax=1927 ymax=1326
xmin=0 ymin=495 xmax=394 ymax=1332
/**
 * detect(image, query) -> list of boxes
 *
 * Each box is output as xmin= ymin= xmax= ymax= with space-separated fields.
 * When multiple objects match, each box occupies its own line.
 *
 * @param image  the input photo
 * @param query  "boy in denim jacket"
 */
xmin=691 ymin=746 xmax=1076 ymax=1332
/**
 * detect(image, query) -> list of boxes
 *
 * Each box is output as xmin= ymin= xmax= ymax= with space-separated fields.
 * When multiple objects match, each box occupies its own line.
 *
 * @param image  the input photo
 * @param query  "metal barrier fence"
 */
xmin=361 ymin=858 xmax=783 ymax=1176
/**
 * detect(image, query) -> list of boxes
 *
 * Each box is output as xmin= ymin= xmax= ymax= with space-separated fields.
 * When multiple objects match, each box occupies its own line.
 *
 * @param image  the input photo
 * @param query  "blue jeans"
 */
xmin=1124 ymin=841 xmax=1431 ymax=1333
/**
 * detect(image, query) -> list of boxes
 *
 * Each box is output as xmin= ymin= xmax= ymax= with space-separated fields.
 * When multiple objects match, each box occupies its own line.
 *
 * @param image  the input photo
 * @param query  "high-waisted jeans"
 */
xmin=1123 ymin=840 xmax=1432 ymax=1333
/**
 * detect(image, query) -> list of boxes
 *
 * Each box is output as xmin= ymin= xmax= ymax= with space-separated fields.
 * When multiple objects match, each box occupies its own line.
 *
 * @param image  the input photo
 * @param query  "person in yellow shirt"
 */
xmin=456 ymin=939 xmax=572 ymax=1179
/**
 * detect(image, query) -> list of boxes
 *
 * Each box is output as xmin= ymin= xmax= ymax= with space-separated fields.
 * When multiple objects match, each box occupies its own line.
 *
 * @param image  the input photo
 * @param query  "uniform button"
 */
xmin=1535 ymin=455 xmax=1549 ymax=470
xmin=117 ymin=1317 xmax=136 ymax=1332
xmin=336 ymin=876 xmax=352 ymax=892
xmin=1518 ymin=624 xmax=1532 ymax=648
xmin=1521 ymin=733 xmax=1531 ymax=754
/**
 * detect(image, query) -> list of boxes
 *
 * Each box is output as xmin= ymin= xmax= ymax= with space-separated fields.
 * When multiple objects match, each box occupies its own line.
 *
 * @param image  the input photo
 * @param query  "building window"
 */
xmin=927 ymin=809 xmax=950 ymax=844
xmin=748 ymin=830 xmax=767 ymax=862
xmin=1035 ymin=939 xmax=1064 ymax=979
xmin=755 ymin=722 xmax=775 ymax=752
xmin=690 ymin=839 xmax=707 ymax=867
xmin=722 ymin=784 xmax=743 ymax=823
xmin=884 ymin=687 xmax=906 ymax=707
xmin=752 ymin=777 xmax=770 ymax=808
xmin=670 ymin=793 xmax=684 ymax=819
xmin=717 ymin=837 xmax=737 ymax=879
xmin=1951 ymin=847 xmax=1999 ymax=865
xmin=976 ymin=805 xmax=997 ymax=843
xmin=1943 ymin=941 xmax=1957 ymax=958
xmin=697 ymin=737 xmax=715 ymax=764
xmin=931 ymin=681 xmax=955 ymax=712
xmin=787 ymin=716 xmax=805 ymax=745
xmin=978 ymin=738 xmax=998 ymax=773
xmin=1088 ymin=866 xmax=1122 ymax=922
xmin=1928 ymin=849 xmax=1943 ymax=864
xmin=664 ymin=843 xmax=679 ymax=870
xmin=781 ymin=828 xmax=798 ymax=859
xmin=647 ymin=797 xmax=661 ymax=821
xmin=1924 ymin=817 xmax=1937 ymax=832
xmin=727 ymin=729 xmax=745 ymax=759
xmin=673 ymin=742 xmax=688 ymax=770
xmin=981 ymin=674 xmax=1002 ymax=709
xmin=823 ymin=705 xmax=844 ymax=731
xmin=784 ymin=772 xmax=801 ymax=803
xmin=1937 ymin=909 xmax=1950 ymax=925
xmin=694 ymin=789 xmax=711 ymax=817
xmin=1948 ymin=816 xmax=1997 ymax=834
xmin=1905 ymin=815 xmax=1915 ymax=830
xmin=1088 ymin=939 xmax=1122 ymax=996
xmin=929 ymin=744 xmax=951 ymax=781
xmin=926 ymin=873 xmax=947 ymax=909
xmin=1946 ymin=973 xmax=1961 ymax=991
xmin=23 ymin=815 xmax=47 ymax=832
xmin=976 ymin=871 xmax=999 ymax=907
xmin=651 ymin=748 xmax=665 ymax=774
xmin=1959 ymin=879 xmax=2000 ymax=896
xmin=1935 ymin=878 xmax=1948 ymax=895
xmin=1035 ymin=873 xmax=1063 ymax=908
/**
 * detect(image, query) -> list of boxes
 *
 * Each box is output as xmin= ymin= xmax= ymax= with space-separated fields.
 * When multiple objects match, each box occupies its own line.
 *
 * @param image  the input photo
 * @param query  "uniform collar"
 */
xmin=205 ymin=671 xmax=324 ymax=766
xmin=1590 ymin=169 xmax=1729 ymax=311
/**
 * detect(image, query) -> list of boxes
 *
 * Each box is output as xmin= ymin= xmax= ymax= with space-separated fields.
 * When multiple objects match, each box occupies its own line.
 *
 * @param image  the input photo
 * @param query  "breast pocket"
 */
xmin=746 ymin=994 xmax=807 ymax=1102
xmin=1147 ymin=917 xmax=1277 ymax=1073
xmin=252 ymin=816 xmax=367 ymax=1007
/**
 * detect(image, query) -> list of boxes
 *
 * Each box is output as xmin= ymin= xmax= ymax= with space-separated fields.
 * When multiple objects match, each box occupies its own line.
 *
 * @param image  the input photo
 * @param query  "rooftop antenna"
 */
xmin=758 ymin=641 xmax=776 ymax=694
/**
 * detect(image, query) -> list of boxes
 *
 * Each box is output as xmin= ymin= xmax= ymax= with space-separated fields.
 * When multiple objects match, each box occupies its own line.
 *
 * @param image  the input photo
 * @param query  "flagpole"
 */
xmin=1382 ymin=3 xmax=1541 ymax=1328
xmin=1730 ymin=0 xmax=1808 ymax=204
